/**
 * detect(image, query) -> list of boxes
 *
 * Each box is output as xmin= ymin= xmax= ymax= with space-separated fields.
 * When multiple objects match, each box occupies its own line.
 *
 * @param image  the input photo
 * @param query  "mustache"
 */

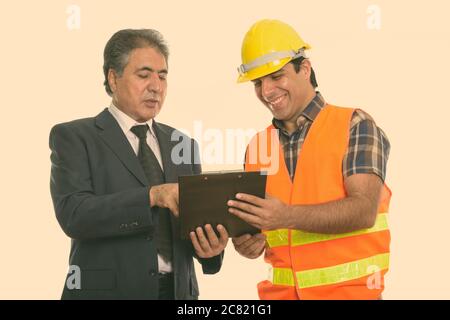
xmin=143 ymin=95 xmax=160 ymax=102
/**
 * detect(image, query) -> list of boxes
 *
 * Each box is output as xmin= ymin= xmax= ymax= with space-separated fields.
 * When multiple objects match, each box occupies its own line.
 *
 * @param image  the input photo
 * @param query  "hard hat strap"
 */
xmin=238 ymin=48 xmax=306 ymax=75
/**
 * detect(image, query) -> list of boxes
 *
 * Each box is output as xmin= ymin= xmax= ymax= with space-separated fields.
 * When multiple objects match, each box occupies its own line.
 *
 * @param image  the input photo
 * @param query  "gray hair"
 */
xmin=103 ymin=29 xmax=169 ymax=96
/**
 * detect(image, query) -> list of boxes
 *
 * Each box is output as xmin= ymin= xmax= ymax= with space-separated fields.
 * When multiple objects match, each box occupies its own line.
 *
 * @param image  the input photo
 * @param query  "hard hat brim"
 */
xmin=236 ymin=56 xmax=293 ymax=83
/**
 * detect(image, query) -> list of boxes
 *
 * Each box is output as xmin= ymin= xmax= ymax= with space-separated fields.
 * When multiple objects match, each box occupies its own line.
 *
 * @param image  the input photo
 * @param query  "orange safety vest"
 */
xmin=245 ymin=105 xmax=391 ymax=300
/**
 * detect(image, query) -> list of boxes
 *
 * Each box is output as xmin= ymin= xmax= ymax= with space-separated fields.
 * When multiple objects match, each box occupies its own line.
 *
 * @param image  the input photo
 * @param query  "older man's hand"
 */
xmin=149 ymin=183 xmax=179 ymax=216
xmin=190 ymin=224 xmax=229 ymax=258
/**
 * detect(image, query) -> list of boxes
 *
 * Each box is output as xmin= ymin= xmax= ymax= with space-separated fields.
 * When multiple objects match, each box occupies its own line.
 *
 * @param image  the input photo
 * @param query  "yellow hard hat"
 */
xmin=237 ymin=19 xmax=311 ymax=83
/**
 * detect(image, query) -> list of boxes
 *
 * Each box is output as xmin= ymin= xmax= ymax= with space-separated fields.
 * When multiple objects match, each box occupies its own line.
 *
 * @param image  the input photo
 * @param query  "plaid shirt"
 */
xmin=272 ymin=92 xmax=390 ymax=182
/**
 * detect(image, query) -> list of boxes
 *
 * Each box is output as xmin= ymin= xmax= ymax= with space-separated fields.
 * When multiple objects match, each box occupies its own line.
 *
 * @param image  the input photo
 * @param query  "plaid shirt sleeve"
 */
xmin=343 ymin=110 xmax=391 ymax=181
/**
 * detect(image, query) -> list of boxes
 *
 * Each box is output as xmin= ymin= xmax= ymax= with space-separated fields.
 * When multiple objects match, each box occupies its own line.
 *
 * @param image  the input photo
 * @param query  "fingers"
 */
xmin=232 ymin=233 xmax=262 ymax=250
xmin=228 ymin=197 xmax=262 ymax=215
xmin=190 ymin=225 xmax=228 ymax=258
xmin=172 ymin=183 xmax=179 ymax=194
xmin=235 ymin=193 xmax=265 ymax=207
xmin=216 ymin=224 xmax=229 ymax=246
xmin=232 ymin=234 xmax=252 ymax=246
xmin=204 ymin=224 xmax=219 ymax=248
xmin=201 ymin=224 xmax=229 ymax=249
xmin=243 ymin=239 xmax=266 ymax=259
xmin=172 ymin=183 xmax=179 ymax=206
xmin=190 ymin=227 xmax=210 ymax=257
xmin=168 ymin=203 xmax=179 ymax=217
xmin=194 ymin=226 xmax=211 ymax=252
xmin=232 ymin=233 xmax=266 ymax=259
xmin=190 ymin=230 xmax=203 ymax=254
xmin=228 ymin=207 xmax=261 ymax=228
xmin=228 ymin=197 xmax=262 ymax=228
xmin=253 ymin=233 xmax=267 ymax=241
xmin=249 ymin=239 xmax=266 ymax=258
xmin=168 ymin=193 xmax=179 ymax=217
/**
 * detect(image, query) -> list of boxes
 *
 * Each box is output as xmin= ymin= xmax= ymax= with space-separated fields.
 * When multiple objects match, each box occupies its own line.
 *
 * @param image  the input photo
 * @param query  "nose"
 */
xmin=260 ymin=78 xmax=275 ymax=100
xmin=146 ymin=73 xmax=162 ymax=93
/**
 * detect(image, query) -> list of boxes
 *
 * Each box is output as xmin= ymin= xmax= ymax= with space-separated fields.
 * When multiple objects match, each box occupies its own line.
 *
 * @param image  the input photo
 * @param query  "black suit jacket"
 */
xmin=49 ymin=108 xmax=223 ymax=299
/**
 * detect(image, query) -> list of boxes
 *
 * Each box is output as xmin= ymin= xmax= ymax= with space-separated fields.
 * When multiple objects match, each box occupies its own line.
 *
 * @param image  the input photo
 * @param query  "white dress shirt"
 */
xmin=109 ymin=102 xmax=173 ymax=273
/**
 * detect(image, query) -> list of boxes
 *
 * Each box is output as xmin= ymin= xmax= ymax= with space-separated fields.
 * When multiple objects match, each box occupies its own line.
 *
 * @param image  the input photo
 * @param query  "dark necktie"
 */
xmin=130 ymin=125 xmax=173 ymax=262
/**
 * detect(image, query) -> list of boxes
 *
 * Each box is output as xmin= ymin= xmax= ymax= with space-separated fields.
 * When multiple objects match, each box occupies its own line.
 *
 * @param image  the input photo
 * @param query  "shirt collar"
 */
xmin=272 ymin=91 xmax=326 ymax=132
xmin=109 ymin=101 xmax=156 ymax=137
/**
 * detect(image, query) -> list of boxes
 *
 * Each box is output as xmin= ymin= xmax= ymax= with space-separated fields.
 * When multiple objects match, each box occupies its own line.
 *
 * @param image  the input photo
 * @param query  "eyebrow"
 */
xmin=136 ymin=66 xmax=168 ymax=74
xmin=271 ymin=69 xmax=284 ymax=75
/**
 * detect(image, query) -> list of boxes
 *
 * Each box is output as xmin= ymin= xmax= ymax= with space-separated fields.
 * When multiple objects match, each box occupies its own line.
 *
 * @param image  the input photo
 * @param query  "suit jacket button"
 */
xmin=149 ymin=271 xmax=157 ymax=277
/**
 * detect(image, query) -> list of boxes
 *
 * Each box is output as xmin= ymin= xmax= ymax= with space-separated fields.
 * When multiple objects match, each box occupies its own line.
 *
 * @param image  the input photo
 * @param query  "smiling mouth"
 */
xmin=267 ymin=94 xmax=286 ymax=109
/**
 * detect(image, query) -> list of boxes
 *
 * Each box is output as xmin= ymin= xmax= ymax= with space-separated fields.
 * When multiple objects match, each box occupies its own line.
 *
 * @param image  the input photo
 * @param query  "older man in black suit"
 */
xmin=49 ymin=29 xmax=228 ymax=300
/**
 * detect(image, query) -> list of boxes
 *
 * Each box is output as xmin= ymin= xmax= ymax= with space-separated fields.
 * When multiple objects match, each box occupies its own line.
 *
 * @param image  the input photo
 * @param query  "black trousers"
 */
xmin=158 ymin=273 xmax=174 ymax=300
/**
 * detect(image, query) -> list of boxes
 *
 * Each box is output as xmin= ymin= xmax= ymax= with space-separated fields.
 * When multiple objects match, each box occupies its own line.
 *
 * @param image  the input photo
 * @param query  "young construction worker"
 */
xmin=228 ymin=19 xmax=392 ymax=300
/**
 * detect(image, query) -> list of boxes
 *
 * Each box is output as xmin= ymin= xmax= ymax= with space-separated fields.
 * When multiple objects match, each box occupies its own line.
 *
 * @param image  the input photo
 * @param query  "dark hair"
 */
xmin=290 ymin=57 xmax=318 ymax=88
xmin=103 ymin=29 xmax=169 ymax=96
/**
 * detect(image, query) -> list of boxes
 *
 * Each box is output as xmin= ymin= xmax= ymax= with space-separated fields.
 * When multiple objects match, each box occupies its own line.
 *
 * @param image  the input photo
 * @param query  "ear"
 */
xmin=301 ymin=59 xmax=312 ymax=81
xmin=107 ymin=69 xmax=118 ymax=94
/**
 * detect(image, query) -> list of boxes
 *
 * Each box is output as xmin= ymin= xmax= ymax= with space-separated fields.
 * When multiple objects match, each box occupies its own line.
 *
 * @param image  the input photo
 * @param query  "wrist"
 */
xmin=285 ymin=204 xmax=297 ymax=229
xmin=149 ymin=186 xmax=155 ymax=207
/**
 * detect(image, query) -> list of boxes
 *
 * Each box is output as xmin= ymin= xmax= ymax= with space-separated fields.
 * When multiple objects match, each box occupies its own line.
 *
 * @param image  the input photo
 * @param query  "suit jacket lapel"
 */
xmin=95 ymin=109 xmax=148 ymax=186
xmin=153 ymin=122 xmax=178 ymax=184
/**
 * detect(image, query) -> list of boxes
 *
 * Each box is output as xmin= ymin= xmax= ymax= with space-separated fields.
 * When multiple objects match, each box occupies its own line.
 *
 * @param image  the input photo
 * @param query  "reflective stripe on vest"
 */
xmin=265 ymin=213 xmax=388 ymax=248
xmin=297 ymin=253 xmax=390 ymax=289
xmin=271 ymin=267 xmax=295 ymax=287
xmin=270 ymin=253 xmax=389 ymax=289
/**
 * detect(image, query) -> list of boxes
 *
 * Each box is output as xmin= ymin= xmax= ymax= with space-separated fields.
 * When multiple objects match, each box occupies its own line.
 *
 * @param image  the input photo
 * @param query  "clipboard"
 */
xmin=178 ymin=171 xmax=267 ymax=239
